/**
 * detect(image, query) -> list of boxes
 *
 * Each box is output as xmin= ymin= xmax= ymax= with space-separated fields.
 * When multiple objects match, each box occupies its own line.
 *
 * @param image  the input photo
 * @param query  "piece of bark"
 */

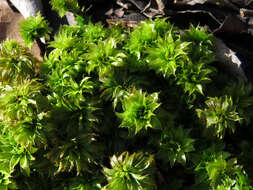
xmin=105 ymin=8 xmax=114 ymax=16
xmin=175 ymin=0 xmax=207 ymax=5
xmin=116 ymin=0 xmax=131 ymax=9
xmin=114 ymin=8 xmax=125 ymax=18
xmin=141 ymin=0 xmax=165 ymax=16
xmin=155 ymin=0 xmax=165 ymax=14
xmin=125 ymin=0 xmax=165 ymax=18
xmin=214 ymin=37 xmax=248 ymax=81
xmin=142 ymin=0 xmax=152 ymax=12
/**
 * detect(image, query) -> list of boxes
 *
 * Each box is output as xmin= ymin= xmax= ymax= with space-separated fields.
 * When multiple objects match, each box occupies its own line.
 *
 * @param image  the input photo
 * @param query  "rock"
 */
xmin=214 ymin=37 xmax=248 ymax=81
xmin=9 ymin=0 xmax=43 ymax=18
xmin=65 ymin=12 xmax=77 ymax=25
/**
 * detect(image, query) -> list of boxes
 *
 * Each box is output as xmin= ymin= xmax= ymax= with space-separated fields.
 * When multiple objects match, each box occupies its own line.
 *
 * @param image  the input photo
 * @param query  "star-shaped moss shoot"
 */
xmin=117 ymin=89 xmax=161 ymax=135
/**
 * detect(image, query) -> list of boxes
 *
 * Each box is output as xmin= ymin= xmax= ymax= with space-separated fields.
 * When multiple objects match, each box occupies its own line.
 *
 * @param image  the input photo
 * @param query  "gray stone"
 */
xmin=9 ymin=0 xmax=43 ymax=18
xmin=65 ymin=12 xmax=77 ymax=25
xmin=214 ymin=37 xmax=248 ymax=81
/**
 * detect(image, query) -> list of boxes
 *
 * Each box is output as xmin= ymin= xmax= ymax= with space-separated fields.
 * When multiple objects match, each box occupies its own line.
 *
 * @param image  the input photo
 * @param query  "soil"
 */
xmin=0 ymin=0 xmax=42 ymax=60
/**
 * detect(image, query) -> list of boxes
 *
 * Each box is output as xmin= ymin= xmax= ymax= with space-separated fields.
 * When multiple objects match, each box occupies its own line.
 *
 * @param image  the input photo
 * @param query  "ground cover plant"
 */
xmin=0 ymin=2 xmax=253 ymax=189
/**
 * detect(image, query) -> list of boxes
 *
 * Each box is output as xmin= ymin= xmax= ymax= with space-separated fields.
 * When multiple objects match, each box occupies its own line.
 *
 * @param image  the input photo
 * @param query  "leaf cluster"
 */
xmin=196 ymin=96 xmax=241 ymax=139
xmin=50 ymin=0 xmax=82 ymax=17
xmin=158 ymin=126 xmax=195 ymax=166
xmin=0 ymin=17 xmax=252 ymax=190
xmin=103 ymin=152 xmax=156 ymax=190
xmin=0 ymin=40 xmax=37 ymax=83
xmin=19 ymin=13 xmax=51 ymax=48
xmin=194 ymin=144 xmax=252 ymax=190
xmin=117 ymin=89 xmax=161 ymax=135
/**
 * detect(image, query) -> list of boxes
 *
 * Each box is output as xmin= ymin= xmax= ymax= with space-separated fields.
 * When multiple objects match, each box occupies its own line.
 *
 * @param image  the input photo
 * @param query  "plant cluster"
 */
xmin=0 ymin=6 xmax=253 ymax=189
xmin=19 ymin=12 xmax=51 ymax=48
xmin=50 ymin=0 xmax=81 ymax=17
